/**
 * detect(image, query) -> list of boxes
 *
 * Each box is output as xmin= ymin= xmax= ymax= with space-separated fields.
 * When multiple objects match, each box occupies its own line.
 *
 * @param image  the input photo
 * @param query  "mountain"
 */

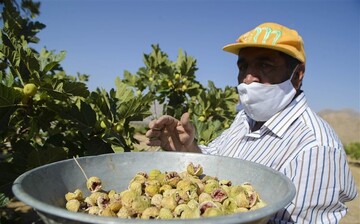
xmin=318 ymin=109 xmax=360 ymax=145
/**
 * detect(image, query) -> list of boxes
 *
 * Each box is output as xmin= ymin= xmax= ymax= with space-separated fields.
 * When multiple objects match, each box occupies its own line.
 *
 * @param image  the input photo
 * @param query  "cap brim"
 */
xmin=223 ymin=42 xmax=305 ymax=63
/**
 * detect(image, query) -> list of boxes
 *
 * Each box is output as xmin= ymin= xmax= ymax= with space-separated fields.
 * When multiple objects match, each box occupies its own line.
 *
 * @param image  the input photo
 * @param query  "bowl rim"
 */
xmin=12 ymin=152 xmax=296 ymax=223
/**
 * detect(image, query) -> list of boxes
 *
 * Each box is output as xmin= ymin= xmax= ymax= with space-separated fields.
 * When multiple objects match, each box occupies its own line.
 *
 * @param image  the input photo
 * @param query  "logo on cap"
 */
xmin=243 ymin=26 xmax=282 ymax=45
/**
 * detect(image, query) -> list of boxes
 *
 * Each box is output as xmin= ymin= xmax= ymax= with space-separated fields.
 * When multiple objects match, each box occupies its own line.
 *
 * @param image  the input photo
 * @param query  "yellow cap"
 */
xmin=223 ymin=22 xmax=306 ymax=63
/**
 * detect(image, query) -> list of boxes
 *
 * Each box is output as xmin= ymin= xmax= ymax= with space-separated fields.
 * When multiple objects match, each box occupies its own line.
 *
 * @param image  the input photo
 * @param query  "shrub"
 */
xmin=345 ymin=142 xmax=360 ymax=160
xmin=0 ymin=0 xmax=238 ymax=215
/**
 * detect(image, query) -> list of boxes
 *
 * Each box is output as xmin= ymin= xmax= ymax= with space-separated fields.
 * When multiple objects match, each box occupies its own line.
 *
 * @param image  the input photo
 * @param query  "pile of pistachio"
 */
xmin=64 ymin=163 xmax=266 ymax=219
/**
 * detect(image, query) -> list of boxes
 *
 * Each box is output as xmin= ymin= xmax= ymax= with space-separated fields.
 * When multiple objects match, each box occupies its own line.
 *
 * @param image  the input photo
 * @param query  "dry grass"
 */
xmin=319 ymin=109 xmax=360 ymax=145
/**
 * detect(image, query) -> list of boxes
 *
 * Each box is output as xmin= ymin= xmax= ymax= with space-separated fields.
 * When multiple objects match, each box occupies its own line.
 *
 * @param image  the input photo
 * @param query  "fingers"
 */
xmin=146 ymin=115 xmax=177 ymax=148
xmin=147 ymin=115 xmax=178 ymax=136
xmin=145 ymin=113 xmax=194 ymax=150
xmin=145 ymin=138 xmax=161 ymax=147
xmin=145 ymin=129 xmax=159 ymax=138
xmin=148 ymin=119 xmax=162 ymax=131
xmin=152 ymin=115 xmax=178 ymax=129
xmin=179 ymin=112 xmax=191 ymax=132
xmin=178 ymin=112 xmax=195 ymax=146
xmin=145 ymin=132 xmax=173 ymax=152
xmin=145 ymin=122 xmax=163 ymax=147
xmin=146 ymin=116 xmax=173 ymax=138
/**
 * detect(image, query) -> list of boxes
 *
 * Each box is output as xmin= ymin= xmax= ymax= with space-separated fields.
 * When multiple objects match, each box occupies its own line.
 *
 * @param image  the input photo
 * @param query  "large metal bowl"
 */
xmin=12 ymin=152 xmax=295 ymax=224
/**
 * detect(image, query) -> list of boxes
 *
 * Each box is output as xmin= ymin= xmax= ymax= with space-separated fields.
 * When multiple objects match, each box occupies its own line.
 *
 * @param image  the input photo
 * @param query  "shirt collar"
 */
xmin=264 ymin=92 xmax=308 ymax=138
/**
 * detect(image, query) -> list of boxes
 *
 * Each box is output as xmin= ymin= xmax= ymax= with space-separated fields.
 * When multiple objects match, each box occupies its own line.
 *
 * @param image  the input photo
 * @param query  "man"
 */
xmin=145 ymin=22 xmax=357 ymax=223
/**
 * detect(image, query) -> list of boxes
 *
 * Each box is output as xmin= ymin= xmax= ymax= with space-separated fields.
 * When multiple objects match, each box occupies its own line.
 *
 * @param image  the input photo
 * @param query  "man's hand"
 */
xmin=145 ymin=112 xmax=200 ymax=153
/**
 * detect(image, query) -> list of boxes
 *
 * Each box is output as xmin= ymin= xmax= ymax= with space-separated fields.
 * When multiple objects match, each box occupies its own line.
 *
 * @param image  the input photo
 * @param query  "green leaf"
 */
xmin=0 ymin=84 xmax=21 ymax=135
xmin=82 ymin=137 xmax=113 ymax=156
xmin=68 ymin=101 xmax=96 ymax=135
xmin=43 ymin=61 xmax=60 ymax=73
xmin=0 ymin=72 xmax=15 ymax=87
xmin=0 ymin=193 xmax=10 ymax=207
xmin=22 ymin=47 xmax=40 ymax=75
xmin=89 ymin=90 xmax=113 ymax=119
xmin=0 ymin=107 xmax=15 ymax=135
xmin=0 ymin=161 xmax=23 ymax=187
xmin=41 ymin=50 xmax=66 ymax=73
xmin=79 ymin=101 xmax=96 ymax=126
xmin=115 ymin=77 xmax=134 ymax=102
xmin=0 ymin=83 xmax=16 ymax=106
xmin=27 ymin=146 xmax=68 ymax=169
xmin=117 ymin=93 xmax=153 ymax=121
xmin=101 ymin=131 xmax=129 ymax=151
xmin=63 ymin=81 xmax=89 ymax=97
xmin=123 ymin=70 xmax=140 ymax=87
xmin=11 ymin=139 xmax=36 ymax=172
xmin=21 ymin=0 xmax=41 ymax=19
xmin=111 ymin=145 xmax=125 ymax=153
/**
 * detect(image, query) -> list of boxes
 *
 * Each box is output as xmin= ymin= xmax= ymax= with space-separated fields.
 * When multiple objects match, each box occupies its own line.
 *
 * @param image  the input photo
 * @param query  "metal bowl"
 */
xmin=12 ymin=152 xmax=295 ymax=224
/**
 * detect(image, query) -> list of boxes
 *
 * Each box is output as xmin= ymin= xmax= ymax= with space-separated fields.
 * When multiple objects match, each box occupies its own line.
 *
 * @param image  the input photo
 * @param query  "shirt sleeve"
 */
xmin=270 ymin=146 xmax=358 ymax=224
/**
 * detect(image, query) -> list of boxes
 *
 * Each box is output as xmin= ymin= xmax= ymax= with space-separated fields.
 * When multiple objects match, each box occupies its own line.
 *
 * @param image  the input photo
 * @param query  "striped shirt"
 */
xmin=200 ymin=92 xmax=358 ymax=223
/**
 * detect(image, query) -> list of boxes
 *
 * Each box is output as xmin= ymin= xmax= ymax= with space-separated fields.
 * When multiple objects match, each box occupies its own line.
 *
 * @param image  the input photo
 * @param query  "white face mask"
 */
xmin=237 ymin=66 xmax=298 ymax=122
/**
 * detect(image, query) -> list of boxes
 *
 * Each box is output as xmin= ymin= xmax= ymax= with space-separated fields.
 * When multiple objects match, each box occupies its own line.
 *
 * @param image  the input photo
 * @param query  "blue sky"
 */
xmin=35 ymin=0 xmax=359 ymax=113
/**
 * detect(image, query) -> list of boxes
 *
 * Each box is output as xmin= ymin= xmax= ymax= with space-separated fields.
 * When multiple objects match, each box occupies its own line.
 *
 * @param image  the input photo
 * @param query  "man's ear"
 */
xmin=292 ymin=63 xmax=305 ymax=90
